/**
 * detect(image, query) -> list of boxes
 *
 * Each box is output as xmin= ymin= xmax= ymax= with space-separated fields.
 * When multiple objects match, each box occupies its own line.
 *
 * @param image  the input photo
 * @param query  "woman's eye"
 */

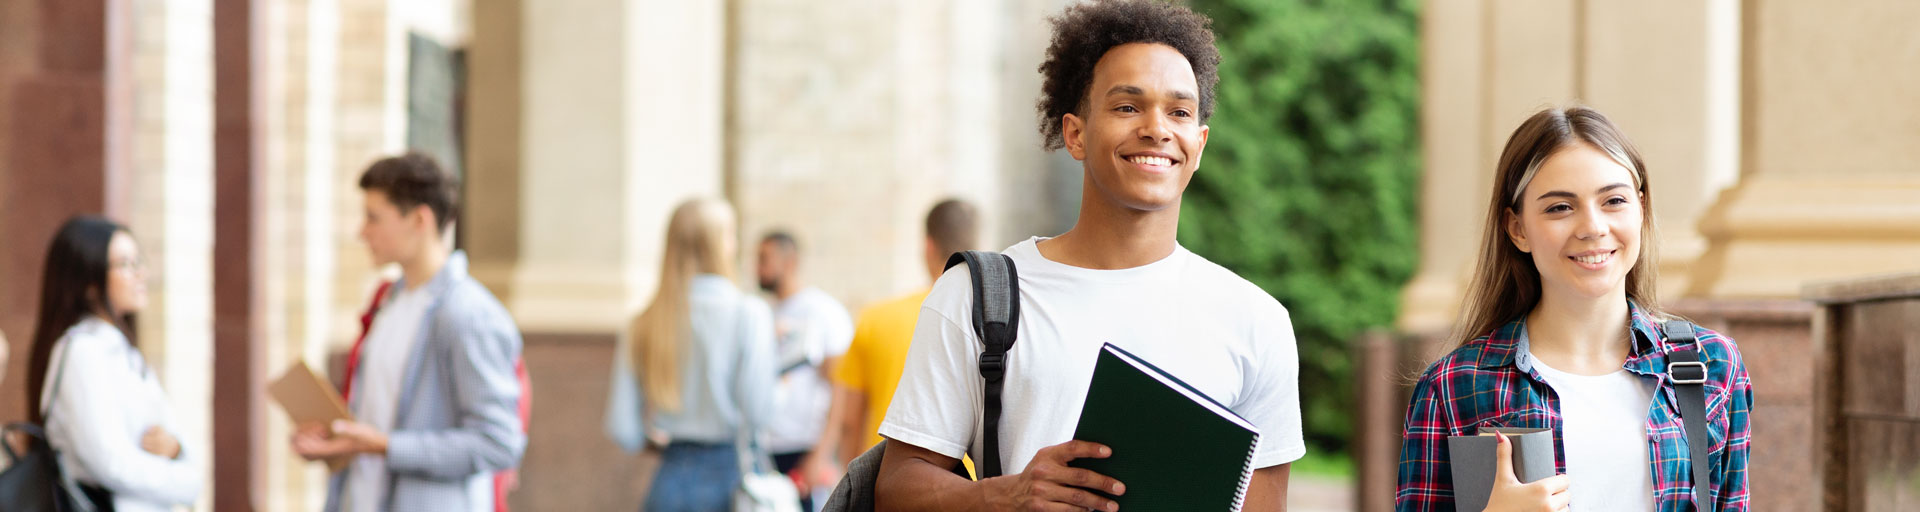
xmin=1606 ymin=196 xmax=1629 ymax=206
xmin=1545 ymin=204 xmax=1572 ymax=214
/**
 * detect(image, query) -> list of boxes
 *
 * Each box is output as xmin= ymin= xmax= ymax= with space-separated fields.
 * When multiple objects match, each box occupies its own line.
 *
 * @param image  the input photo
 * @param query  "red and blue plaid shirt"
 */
xmin=1396 ymin=302 xmax=1752 ymax=511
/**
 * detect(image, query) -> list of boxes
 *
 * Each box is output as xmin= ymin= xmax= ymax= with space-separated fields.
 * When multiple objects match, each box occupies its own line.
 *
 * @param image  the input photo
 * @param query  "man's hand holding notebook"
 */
xmin=268 ymin=361 xmax=355 ymax=472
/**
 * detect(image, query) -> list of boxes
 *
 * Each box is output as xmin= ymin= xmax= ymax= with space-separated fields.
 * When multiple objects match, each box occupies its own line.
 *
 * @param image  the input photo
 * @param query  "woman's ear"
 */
xmin=1506 ymin=208 xmax=1531 ymax=253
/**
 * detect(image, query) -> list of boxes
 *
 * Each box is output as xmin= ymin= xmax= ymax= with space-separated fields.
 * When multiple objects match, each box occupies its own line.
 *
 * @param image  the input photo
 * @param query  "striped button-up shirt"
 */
xmin=1396 ymin=302 xmax=1752 ymax=511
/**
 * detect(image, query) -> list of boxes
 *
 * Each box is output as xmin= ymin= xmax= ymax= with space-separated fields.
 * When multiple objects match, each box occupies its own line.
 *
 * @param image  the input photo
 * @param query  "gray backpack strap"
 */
xmin=1662 ymin=320 xmax=1713 ymax=510
xmin=819 ymin=251 xmax=1018 ymax=511
xmin=944 ymin=250 xmax=1020 ymax=479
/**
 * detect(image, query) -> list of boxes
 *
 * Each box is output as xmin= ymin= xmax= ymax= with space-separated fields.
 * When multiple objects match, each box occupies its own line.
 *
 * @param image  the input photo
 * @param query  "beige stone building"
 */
xmin=2 ymin=0 xmax=1081 ymax=509
xmin=4 ymin=0 xmax=1916 ymax=510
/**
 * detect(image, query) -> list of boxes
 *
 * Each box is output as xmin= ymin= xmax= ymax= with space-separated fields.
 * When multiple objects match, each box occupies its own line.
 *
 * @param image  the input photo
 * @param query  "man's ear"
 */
xmin=411 ymin=204 xmax=437 ymax=235
xmin=1506 ymin=208 xmax=1530 ymax=253
xmin=1062 ymin=112 xmax=1087 ymax=161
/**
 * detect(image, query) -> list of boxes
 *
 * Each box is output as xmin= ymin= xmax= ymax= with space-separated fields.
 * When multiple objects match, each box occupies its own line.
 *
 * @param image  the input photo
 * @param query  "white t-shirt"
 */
xmin=879 ymin=237 xmax=1306 ymax=475
xmin=767 ymin=286 xmax=854 ymax=453
xmin=1530 ymin=351 xmax=1656 ymax=512
xmin=347 ymin=285 xmax=433 ymax=512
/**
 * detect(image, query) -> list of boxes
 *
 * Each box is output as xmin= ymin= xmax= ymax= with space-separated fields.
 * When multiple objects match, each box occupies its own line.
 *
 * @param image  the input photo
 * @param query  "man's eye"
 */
xmin=1115 ymin=105 xmax=1138 ymax=113
xmin=1171 ymin=109 xmax=1192 ymax=117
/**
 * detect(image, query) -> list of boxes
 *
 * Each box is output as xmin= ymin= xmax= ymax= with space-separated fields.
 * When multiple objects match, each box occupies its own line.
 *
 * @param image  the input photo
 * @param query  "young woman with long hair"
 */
xmin=1396 ymin=107 xmax=1751 ymax=511
xmin=603 ymin=198 xmax=778 ymax=511
xmin=28 ymin=215 xmax=200 ymax=511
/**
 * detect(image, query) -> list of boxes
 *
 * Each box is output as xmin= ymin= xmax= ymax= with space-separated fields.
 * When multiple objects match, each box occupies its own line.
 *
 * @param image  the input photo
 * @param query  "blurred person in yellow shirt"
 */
xmin=797 ymin=198 xmax=979 ymax=492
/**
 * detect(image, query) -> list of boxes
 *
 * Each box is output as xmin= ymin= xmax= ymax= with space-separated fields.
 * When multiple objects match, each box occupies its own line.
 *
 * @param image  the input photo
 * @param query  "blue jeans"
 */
xmin=644 ymin=442 xmax=740 ymax=512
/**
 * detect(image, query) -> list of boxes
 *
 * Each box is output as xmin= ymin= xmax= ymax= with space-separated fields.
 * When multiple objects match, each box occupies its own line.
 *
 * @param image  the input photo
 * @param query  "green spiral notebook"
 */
xmin=1068 ymin=343 xmax=1262 ymax=511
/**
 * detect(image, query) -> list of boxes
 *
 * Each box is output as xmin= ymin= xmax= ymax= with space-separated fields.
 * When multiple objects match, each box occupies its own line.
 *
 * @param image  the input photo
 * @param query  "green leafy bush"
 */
xmin=1181 ymin=0 xmax=1421 ymax=458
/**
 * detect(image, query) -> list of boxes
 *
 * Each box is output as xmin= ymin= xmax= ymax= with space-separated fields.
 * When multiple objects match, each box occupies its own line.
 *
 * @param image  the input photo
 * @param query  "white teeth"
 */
xmin=1127 ymin=155 xmax=1172 ymax=166
xmin=1574 ymin=252 xmax=1611 ymax=265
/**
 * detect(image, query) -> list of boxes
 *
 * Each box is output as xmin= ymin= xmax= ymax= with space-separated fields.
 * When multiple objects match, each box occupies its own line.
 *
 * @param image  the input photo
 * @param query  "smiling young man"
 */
xmin=872 ymin=2 xmax=1305 ymax=511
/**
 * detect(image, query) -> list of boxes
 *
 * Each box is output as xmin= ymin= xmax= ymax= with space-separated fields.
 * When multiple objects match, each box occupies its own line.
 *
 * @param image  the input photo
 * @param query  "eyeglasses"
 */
xmin=110 ymin=257 xmax=145 ymax=274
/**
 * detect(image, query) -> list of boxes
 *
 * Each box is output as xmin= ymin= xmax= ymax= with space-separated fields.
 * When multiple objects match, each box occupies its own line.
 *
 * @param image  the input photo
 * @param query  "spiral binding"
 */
xmin=1230 ymin=433 xmax=1261 ymax=511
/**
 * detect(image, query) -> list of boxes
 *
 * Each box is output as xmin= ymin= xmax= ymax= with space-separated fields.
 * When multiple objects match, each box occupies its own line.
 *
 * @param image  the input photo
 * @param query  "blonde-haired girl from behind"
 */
xmin=605 ymin=198 xmax=779 ymax=511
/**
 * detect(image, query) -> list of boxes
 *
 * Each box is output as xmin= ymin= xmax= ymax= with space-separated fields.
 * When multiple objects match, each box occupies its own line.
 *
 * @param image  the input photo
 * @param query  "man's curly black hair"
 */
xmin=1037 ymin=0 xmax=1220 ymax=151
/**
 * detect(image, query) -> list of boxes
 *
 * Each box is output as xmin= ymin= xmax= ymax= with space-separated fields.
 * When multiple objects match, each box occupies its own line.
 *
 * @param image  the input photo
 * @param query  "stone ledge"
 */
xmin=1803 ymin=272 xmax=1920 ymax=304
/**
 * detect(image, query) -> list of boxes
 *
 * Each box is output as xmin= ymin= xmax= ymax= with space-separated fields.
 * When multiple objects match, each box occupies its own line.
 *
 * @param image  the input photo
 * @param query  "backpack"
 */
xmin=0 ymin=340 xmax=101 ymax=511
xmin=820 ymin=250 xmax=1020 ymax=511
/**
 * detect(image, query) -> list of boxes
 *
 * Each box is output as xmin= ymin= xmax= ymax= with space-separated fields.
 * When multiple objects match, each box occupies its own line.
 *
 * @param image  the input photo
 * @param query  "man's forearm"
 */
xmin=876 ymin=446 xmax=996 ymax=511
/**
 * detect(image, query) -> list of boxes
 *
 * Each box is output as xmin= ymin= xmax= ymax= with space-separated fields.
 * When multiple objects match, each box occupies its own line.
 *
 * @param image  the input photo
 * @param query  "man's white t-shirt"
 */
xmin=767 ymin=286 xmax=854 ymax=453
xmin=879 ymin=237 xmax=1306 ymax=475
xmin=347 ymin=285 xmax=432 ymax=512
xmin=1528 ymin=349 xmax=1656 ymax=512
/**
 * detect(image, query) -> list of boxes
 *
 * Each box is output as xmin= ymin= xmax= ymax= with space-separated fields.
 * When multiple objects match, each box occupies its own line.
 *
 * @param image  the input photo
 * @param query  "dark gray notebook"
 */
xmin=1446 ymin=427 xmax=1555 ymax=512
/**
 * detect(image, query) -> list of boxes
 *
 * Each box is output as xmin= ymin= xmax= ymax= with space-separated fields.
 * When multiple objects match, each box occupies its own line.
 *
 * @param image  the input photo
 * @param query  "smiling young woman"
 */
xmin=1395 ymin=106 xmax=1753 ymax=512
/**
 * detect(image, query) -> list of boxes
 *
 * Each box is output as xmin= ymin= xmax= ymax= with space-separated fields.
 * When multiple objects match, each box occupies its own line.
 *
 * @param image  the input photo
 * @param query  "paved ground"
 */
xmin=1286 ymin=473 xmax=1357 ymax=512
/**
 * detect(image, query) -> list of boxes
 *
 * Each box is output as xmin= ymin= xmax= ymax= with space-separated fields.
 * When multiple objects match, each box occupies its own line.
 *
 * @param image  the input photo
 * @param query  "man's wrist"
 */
xmin=366 ymin=432 xmax=390 ymax=455
xmin=970 ymin=473 xmax=1006 ymax=512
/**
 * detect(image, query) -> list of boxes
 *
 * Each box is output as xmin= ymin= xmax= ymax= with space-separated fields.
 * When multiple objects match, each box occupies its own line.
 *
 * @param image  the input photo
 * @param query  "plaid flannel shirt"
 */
xmin=1396 ymin=302 xmax=1752 ymax=511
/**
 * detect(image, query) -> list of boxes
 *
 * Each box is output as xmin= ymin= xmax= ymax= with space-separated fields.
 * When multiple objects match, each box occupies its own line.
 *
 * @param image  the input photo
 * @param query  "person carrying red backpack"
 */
xmin=346 ymin=280 xmax=533 ymax=512
xmin=290 ymin=153 xmax=527 ymax=512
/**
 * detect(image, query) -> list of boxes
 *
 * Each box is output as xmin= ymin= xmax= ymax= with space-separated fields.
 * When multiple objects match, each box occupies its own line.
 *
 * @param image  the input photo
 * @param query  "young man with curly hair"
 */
xmin=873 ymin=1 xmax=1304 ymax=510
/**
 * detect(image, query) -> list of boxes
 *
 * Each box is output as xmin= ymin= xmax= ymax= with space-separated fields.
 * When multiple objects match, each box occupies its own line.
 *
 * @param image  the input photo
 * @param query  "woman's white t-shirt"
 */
xmin=879 ymin=237 xmax=1307 ymax=474
xmin=1527 ymin=343 xmax=1657 ymax=512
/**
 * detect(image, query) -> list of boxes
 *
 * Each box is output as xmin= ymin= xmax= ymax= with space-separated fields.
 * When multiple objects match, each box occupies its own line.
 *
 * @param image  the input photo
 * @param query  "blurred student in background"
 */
xmin=291 ymin=153 xmax=527 ymax=512
xmin=797 ymin=198 xmax=980 ymax=491
xmin=29 ymin=215 xmax=201 ymax=511
xmin=756 ymin=229 xmax=853 ymax=509
xmin=606 ymin=198 xmax=778 ymax=511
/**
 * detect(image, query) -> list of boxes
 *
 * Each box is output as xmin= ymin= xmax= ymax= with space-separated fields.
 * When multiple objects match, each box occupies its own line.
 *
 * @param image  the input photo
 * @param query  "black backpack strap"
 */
xmin=945 ymin=250 xmax=1020 ymax=479
xmin=1662 ymin=320 xmax=1713 ymax=511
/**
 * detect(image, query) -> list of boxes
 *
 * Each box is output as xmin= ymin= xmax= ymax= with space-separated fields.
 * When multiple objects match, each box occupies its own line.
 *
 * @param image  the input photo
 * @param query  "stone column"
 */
xmin=729 ymin=0 xmax=1029 ymax=311
xmin=463 ymin=0 xmax=523 ymax=302
xmin=212 ymin=0 xmax=264 ymax=507
xmin=620 ymin=0 xmax=727 ymax=315
xmin=1397 ymin=0 xmax=1490 ymax=334
xmin=127 ymin=0 xmax=218 ymax=507
xmin=1687 ymin=0 xmax=1920 ymax=298
xmin=1400 ymin=0 xmax=1746 ymax=331
xmin=495 ymin=0 xmax=726 ymax=508
xmin=1400 ymin=0 xmax=1583 ymax=335
xmin=0 ymin=0 xmax=135 ymax=419
xmin=1581 ymin=0 xmax=1742 ymax=301
xmin=501 ymin=0 xmax=724 ymax=334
